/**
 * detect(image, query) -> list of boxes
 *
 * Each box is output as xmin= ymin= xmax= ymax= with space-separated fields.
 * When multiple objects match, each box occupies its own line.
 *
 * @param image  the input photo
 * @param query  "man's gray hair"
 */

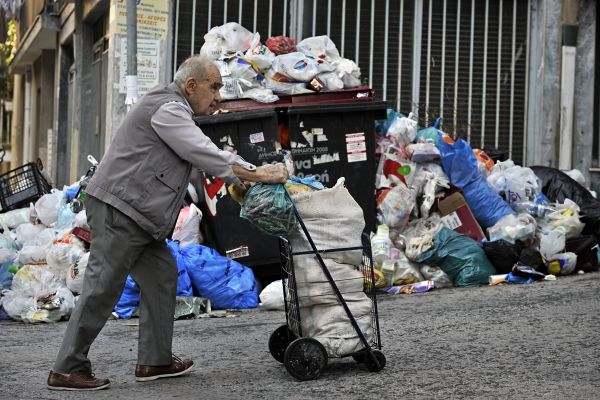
xmin=173 ymin=55 xmax=215 ymax=88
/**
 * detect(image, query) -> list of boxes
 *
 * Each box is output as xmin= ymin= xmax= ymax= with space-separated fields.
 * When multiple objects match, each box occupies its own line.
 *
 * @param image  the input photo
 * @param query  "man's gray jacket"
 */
xmin=86 ymin=82 xmax=254 ymax=241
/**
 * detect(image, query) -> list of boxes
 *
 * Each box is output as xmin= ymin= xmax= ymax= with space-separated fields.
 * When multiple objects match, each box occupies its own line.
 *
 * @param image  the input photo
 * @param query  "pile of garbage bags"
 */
xmin=371 ymin=110 xmax=600 ymax=291
xmin=0 ymin=185 xmax=90 ymax=322
xmin=200 ymin=22 xmax=362 ymax=103
xmin=0 ymin=182 xmax=261 ymax=323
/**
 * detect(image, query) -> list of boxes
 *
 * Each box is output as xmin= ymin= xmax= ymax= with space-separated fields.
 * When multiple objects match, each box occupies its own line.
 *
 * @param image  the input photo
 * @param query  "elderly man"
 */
xmin=47 ymin=56 xmax=288 ymax=391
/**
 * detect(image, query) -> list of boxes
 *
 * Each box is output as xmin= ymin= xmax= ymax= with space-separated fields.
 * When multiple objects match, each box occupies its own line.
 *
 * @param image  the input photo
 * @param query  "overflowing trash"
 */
xmin=369 ymin=109 xmax=599 ymax=293
xmin=0 ymin=169 xmax=260 ymax=323
xmin=201 ymin=22 xmax=363 ymax=103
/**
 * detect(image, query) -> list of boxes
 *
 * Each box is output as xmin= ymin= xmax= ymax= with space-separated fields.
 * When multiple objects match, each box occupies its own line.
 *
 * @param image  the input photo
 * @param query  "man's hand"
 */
xmin=232 ymin=163 xmax=289 ymax=184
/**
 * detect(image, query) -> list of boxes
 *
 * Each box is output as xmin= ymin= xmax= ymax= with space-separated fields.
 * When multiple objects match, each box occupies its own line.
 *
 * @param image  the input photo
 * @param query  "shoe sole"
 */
xmin=47 ymin=382 xmax=111 ymax=391
xmin=135 ymin=364 xmax=194 ymax=382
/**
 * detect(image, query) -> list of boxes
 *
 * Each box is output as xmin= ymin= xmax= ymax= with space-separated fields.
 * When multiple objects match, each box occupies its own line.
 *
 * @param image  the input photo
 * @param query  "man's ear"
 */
xmin=185 ymin=77 xmax=197 ymax=94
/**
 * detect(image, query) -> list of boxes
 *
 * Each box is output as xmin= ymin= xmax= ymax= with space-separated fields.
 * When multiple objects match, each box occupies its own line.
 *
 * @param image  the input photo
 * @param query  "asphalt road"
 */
xmin=1 ymin=272 xmax=599 ymax=400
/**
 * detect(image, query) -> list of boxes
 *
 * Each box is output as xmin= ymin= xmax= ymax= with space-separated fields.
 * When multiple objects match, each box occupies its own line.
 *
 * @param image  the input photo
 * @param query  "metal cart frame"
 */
xmin=268 ymin=191 xmax=385 ymax=380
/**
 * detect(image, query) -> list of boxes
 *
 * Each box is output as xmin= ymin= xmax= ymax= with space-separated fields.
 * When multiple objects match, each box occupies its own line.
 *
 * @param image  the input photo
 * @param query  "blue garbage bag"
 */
xmin=438 ymin=139 xmax=515 ymax=229
xmin=65 ymin=183 xmax=81 ymax=202
xmin=114 ymin=275 xmax=140 ymax=319
xmin=114 ymin=242 xmax=194 ymax=319
xmin=0 ymin=260 xmax=15 ymax=290
xmin=167 ymin=240 xmax=195 ymax=297
xmin=415 ymin=228 xmax=496 ymax=287
xmin=172 ymin=243 xmax=258 ymax=309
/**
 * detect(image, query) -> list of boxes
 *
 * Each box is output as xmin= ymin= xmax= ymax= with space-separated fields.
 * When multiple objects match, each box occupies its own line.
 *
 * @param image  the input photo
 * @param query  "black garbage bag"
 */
xmin=519 ymin=246 xmax=546 ymax=273
xmin=483 ymin=240 xmax=546 ymax=274
xmin=530 ymin=166 xmax=600 ymax=240
xmin=483 ymin=240 xmax=523 ymax=274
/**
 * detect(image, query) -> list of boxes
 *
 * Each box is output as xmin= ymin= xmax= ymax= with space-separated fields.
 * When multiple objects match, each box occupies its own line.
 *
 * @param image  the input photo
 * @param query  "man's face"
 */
xmin=183 ymin=66 xmax=222 ymax=115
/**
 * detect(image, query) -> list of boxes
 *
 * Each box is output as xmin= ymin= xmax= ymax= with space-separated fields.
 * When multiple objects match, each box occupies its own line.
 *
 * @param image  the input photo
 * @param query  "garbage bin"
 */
xmin=193 ymin=109 xmax=282 ymax=272
xmin=286 ymin=101 xmax=387 ymax=232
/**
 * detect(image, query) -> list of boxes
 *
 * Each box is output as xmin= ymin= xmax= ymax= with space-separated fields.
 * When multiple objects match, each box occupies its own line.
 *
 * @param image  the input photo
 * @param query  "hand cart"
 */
xmin=268 ymin=190 xmax=385 ymax=380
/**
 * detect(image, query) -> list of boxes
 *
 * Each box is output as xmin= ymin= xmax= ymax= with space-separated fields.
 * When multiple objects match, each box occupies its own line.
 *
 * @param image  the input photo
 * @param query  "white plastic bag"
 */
xmin=393 ymin=253 xmax=424 ymax=285
xmin=487 ymin=214 xmax=537 ymax=244
xmin=549 ymin=252 xmax=577 ymax=275
xmin=376 ymin=184 xmax=415 ymax=231
xmin=243 ymin=87 xmax=279 ymax=103
xmin=332 ymin=58 xmax=362 ymax=88
xmin=259 ymin=279 xmax=285 ymax=310
xmin=0 ymin=207 xmax=31 ymax=229
xmin=487 ymin=164 xmax=539 ymax=204
xmin=66 ymin=252 xmax=89 ymax=294
xmin=200 ymin=22 xmax=256 ymax=60
xmin=265 ymin=78 xmax=313 ymax=95
xmin=271 ymin=52 xmax=321 ymax=82
xmin=15 ymin=223 xmax=45 ymax=246
xmin=46 ymin=241 xmax=85 ymax=280
xmin=4 ymin=264 xmax=76 ymax=323
xmin=297 ymin=36 xmax=341 ymax=61
xmin=18 ymin=245 xmax=49 ymax=265
xmin=539 ymin=228 xmax=567 ymax=260
xmin=22 ymin=227 xmax=56 ymax=247
xmin=316 ymin=71 xmax=344 ymax=91
xmin=536 ymin=200 xmax=584 ymax=239
xmin=243 ymin=44 xmax=276 ymax=72
xmin=75 ymin=210 xmax=89 ymax=230
xmin=420 ymin=264 xmax=453 ymax=288
xmin=172 ymin=204 xmax=203 ymax=249
xmin=387 ymin=113 xmax=418 ymax=145
xmin=411 ymin=164 xmax=449 ymax=219
xmin=34 ymin=190 xmax=65 ymax=226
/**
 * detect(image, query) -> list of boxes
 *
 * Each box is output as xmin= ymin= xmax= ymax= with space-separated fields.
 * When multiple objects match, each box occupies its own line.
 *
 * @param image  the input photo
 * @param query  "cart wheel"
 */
xmin=364 ymin=350 xmax=386 ymax=372
xmin=283 ymin=338 xmax=328 ymax=381
xmin=351 ymin=350 xmax=367 ymax=364
xmin=269 ymin=325 xmax=296 ymax=363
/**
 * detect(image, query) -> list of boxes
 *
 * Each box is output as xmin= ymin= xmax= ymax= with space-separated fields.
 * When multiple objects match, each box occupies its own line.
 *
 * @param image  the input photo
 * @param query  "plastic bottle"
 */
xmin=371 ymin=225 xmax=392 ymax=268
xmin=381 ymin=260 xmax=397 ymax=288
xmin=512 ymin=201 xmax=556 ymax=218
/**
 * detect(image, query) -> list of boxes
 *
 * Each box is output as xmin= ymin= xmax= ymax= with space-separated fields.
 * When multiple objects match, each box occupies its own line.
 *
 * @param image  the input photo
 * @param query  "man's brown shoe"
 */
xmin=47 ymin=370 xmax=110 ymax=391
xmin=135 ymin=355 xmax=194 ymax=382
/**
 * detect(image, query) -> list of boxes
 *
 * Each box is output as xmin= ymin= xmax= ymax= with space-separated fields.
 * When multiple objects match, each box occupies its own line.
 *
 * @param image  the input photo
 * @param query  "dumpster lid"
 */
xmin=287 ymin=100 xmax=388 ymax=115
xmin=193 ymin=109 xmax=277 ymax=126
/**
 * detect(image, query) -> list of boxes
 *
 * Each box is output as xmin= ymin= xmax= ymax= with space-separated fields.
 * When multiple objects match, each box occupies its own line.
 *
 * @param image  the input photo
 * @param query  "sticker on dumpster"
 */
xmin=249 ymin=132 xmax=265 ymax=144
xmin=226 ymin=246 xmax=250 ymax=259
xmin=301 ymin=130 xmax=315 ymax=147
xmin=442 ymin=212 xmax=463 ymax=230
xmin=313 ymin=152 xmax=340 ymax=165
xmin=346 ymin=133 xmax=367 ymax=163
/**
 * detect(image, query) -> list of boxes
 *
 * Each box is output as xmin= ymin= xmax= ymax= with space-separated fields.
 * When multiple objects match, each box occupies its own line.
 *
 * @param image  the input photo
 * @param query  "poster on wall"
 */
xmin=112 ymin=0 xmax=169 ymax=39
xmin=118 ymin=38 xmax=161 ymax=96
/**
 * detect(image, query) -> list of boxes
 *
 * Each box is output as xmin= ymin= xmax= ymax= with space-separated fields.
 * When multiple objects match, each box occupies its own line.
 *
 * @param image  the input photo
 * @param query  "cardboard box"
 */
xmin=437 ymin=192 xmax=486 ymax=242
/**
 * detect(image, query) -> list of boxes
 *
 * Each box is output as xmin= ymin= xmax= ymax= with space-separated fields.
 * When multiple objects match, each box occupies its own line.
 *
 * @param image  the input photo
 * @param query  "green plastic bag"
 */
xmin=415 ymin=228 xmax=496 ymax=287
xmin=240 ymin=183 xmax=296 ymax=237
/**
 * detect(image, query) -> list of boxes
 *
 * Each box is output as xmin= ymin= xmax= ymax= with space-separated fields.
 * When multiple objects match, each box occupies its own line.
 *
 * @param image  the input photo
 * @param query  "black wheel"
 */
xmin=364 ymin=350 xmax=386 ymax=372
xmin=351 ymin=350 xmax=367 ymax=363
xmin=283 ymin=338 xmax=328 ymax=381
xmin=269 ymin=325 xmax=296 ymax=363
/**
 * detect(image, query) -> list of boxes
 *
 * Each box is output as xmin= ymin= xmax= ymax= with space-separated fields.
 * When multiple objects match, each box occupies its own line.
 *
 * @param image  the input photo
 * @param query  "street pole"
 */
xmin=125 ymin=0 xmax=138 ymax=111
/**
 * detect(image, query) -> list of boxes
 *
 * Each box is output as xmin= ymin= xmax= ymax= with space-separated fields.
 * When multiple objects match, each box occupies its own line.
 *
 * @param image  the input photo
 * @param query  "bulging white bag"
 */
xmin=66 ymin=252 xmax=89 ymax=294
xmin=200 ymin=22 xmax=257 ymax=60
xmin=172 ymin=204 xmax=203 ymax=249
xmin=296 ymin=36 xmax=341 ymax=61
xmin=259 ymin=279 xmax=285 ymax=310
xmin=34 ymin=190 xmax=65 ymax=226
xmin=271 ymin=52 xmax=321 ymax=82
